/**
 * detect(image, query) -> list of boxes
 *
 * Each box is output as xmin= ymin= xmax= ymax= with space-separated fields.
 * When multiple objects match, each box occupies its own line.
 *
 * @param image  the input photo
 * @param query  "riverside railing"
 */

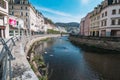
xmin=0 ymin=37 xmax=19 ymax=80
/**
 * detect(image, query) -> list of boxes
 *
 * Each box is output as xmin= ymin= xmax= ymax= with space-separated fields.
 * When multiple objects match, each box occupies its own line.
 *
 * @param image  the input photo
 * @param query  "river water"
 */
xmin=35 ymin=37 xmax=120 ymax=80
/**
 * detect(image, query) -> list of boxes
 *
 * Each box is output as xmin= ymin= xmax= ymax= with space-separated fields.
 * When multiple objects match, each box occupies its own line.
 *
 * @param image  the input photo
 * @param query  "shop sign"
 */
xmin=9 ymin=19 xmax=16 ymax=26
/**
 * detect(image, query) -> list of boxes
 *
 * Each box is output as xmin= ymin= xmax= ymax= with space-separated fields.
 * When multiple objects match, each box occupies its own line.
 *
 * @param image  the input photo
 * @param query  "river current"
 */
xmin=34 ymin=37 xmax=120 ymax=80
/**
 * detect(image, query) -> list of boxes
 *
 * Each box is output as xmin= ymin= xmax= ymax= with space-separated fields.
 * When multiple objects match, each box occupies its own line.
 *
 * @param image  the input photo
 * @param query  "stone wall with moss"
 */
xmin=69 ymin=36 xmax=120 ymax=53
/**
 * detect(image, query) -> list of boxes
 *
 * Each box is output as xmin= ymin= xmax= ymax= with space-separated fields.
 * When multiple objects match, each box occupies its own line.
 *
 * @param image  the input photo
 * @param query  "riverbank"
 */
xmin=11 ymin=35 xmax=60 ymax=80
xmin=69 ymin=36 xmax=120 ymax=53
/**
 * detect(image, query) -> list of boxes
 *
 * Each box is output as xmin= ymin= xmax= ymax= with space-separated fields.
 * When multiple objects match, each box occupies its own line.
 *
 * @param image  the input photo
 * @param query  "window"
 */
xmin=101 ymin=21 xmax=103 ymax=26
xmin=118 ymin=19 xmax=120 ymax=25
xmin=105 ymin=11 xmax=107 ymax=16
xmin=111 ymin=19 xmax=116 ymax=25
xmin=17 ymin=21 xmax=19 ymax=25
xmin=102 ymin=13 xmax=104 ymax=17
xmin=25 ymin=1 xmax=29 ymax=4
xmin=113 ymin=0 xmax=118 ymax=4
xmin=112 ymin=9 xmax=116 ymax=15
xmin=12 ymin=6 xmax=13 ymax=9
xmin=25 ymin=7 xmax=27 ymax=10
xmin=21 ymin=7 xmax=23 ymax=9
xmin=115 ymin=0 xmax=117 ymax=3
xmin=104 ymin=20 xmax=107 ymax=26
xmin=12 ymin=12 xmax=14 ymax=15
xmin=26 ymin=12 xmax=28 ymax=16
xmin=21 ymin=12 xmax=23 ymax=16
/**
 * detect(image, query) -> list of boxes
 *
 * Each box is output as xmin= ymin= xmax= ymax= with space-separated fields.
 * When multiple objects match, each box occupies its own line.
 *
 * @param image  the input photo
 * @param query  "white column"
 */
xmin=99 ymin=30 xmax=101 ymax=37
xmin=14 ymin=30 xmax=15 ymax=37
xmin=1 ymin=30 xmax=4 ymax=38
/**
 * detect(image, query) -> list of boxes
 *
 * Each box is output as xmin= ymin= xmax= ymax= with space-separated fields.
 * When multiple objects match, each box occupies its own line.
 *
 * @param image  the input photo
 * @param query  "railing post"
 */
xmin=2 ymin=53 xmax=8 ymax=80
xmin=9 ymin=59 xmax=12 ymax=80
xmin=11 ymin=38 xmax=16 ymax=46
xmin=0 ymin=37 xmax=17 ymax=80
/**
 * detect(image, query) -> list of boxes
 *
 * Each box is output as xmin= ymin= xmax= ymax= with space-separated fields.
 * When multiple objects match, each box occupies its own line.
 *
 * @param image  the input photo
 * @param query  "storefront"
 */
xmin=0 ymin=26 xmax=5 ymax=38
xmin=9 ymin=16 xmax=18 ymax=37
xmin=9 ymin=16 xmax=25 ymax=37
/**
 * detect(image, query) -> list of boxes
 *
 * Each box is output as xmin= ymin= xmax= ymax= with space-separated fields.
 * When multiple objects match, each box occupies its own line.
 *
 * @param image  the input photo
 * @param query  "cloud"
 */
xmin=81 ymin=0 xmax=89 ymax=4
xmin=35 ymin=6 xmax=71 ymax=17
xmin=35 ymin=6 xmax=85 ymax=23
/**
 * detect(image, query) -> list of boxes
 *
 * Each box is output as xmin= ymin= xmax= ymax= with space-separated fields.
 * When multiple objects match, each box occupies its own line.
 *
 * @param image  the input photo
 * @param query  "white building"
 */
xmin=36 ymin=11 xmax=44 ymax=33
xmin=9 ymin=0 xmax=45 ymax=35
xmin=0 ymin=0 xmax=9 ymax=38
xmin=9 ymin=15 xmax=25 ymax=38
xmin=100 ymin=3 xmax=120 ymax=37
xmin=89 ymin=0 xmax=120 ymax=37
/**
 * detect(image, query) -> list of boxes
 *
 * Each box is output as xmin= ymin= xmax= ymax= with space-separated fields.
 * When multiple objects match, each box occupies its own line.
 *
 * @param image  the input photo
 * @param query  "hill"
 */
xmin=55 ymin=22 xmax=80 ymax=28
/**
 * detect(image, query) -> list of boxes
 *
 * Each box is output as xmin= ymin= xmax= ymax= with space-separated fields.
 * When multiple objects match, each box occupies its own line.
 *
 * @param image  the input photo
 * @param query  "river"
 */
xmin=34 ymin=36 xmax=120 ymax=80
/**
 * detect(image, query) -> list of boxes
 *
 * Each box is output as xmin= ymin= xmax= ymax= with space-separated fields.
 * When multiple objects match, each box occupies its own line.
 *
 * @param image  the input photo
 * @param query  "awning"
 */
xmin=0 ymin=26 xmax=6 ymax=29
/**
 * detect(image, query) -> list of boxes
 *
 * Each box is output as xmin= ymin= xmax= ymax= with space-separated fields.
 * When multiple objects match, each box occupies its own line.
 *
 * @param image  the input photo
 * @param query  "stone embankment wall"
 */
xmin=25 ymin=35 xmax=60 ymax=56
xmin=69 ymin=36 xmax=120 ymax=52
xmin=11 ymin=35 xmax=60 ymax=80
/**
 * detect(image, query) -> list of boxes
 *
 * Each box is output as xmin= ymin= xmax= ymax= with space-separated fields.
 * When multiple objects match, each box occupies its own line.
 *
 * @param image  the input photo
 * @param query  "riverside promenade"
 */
xmin=11 ymin=35 xmax=60 ymax=80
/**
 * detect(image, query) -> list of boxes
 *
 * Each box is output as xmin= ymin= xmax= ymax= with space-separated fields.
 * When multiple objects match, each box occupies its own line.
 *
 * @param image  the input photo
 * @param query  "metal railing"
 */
xmin=0 ymin=37 xmax=19 ymax=80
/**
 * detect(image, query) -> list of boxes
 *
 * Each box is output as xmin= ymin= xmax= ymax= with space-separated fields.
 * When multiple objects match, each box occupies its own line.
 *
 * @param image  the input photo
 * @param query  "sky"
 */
xmin=29 ymin=0 xmax=103 ymax=23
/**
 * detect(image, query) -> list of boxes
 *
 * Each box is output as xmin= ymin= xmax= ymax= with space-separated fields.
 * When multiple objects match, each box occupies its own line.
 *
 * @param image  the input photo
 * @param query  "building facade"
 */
xmin=80 ymin=13 xmax=91 ymax=36
xmin=9 ymin=15 xmax=25 ymax=37
xmin=9 ymin=0 xmax=45 ymax=35
xmin=84 ymin=13 xmax=91 ymax=36
xmin=90 ymin=6 xmax=101 ymax=36
xmin=80 ymin=0 xmax=120 ymax=37
xmin=36 ymin=10 xmax=44 ymax=33
xmin=0 ymin=0 xmax=9 ymax=38
xmin=99 ymin=0 xmax=120 ymax=37
xmin=80 ymin=17 xmax=85 ymax=36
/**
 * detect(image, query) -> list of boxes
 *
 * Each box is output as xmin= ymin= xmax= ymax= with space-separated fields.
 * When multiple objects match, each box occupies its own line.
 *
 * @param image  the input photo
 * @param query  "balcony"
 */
xmin=0 ymin=0 xmax=8 ymax=15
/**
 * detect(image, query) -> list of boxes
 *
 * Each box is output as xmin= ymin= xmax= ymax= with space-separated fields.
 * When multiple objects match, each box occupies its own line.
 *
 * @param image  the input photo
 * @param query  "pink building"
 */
xmin=80 ymin=13 xmax=90 ymax=36
xmin=84 ymin=13 xmax=90 ymax=36
xmin=80 ymin=17 xmax=85 ymax=36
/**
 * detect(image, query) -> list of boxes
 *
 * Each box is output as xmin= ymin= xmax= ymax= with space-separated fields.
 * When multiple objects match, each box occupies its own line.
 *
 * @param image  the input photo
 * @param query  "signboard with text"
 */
xmin=9 ymin=18 xmax=16 ymax=26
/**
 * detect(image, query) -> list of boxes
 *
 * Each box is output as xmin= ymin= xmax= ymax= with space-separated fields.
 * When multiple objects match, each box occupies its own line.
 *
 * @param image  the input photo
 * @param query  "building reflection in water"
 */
xmin=83 ymin=52 xmax=120 ymax=80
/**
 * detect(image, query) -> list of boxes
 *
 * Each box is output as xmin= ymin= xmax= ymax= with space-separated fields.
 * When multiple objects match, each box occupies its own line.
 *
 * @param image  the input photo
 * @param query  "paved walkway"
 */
xmin=11 ymin=35 xmax=60 ymax=80
xmin=11 ymin=36 xmax=38 ymax=80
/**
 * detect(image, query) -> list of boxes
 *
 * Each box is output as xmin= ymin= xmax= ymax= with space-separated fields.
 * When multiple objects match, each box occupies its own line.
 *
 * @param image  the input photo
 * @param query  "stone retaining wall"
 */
xmin=69 ymin=36 xmax=120 ymax=52
xmin=11 ymin=35 xmax=60 ymax=80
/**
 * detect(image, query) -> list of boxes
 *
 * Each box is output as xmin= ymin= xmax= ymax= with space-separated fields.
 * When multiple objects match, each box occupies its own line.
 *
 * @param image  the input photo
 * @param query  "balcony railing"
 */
xmin=0 ymin=0 xmax=6 ymax=9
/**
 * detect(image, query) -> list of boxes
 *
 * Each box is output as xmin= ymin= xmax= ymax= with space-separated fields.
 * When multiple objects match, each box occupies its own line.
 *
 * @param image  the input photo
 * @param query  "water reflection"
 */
xmin=34 ymin=37 xmax=120 ymax=80
xmin=83 ymin=52 xmax=120 ymax=80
